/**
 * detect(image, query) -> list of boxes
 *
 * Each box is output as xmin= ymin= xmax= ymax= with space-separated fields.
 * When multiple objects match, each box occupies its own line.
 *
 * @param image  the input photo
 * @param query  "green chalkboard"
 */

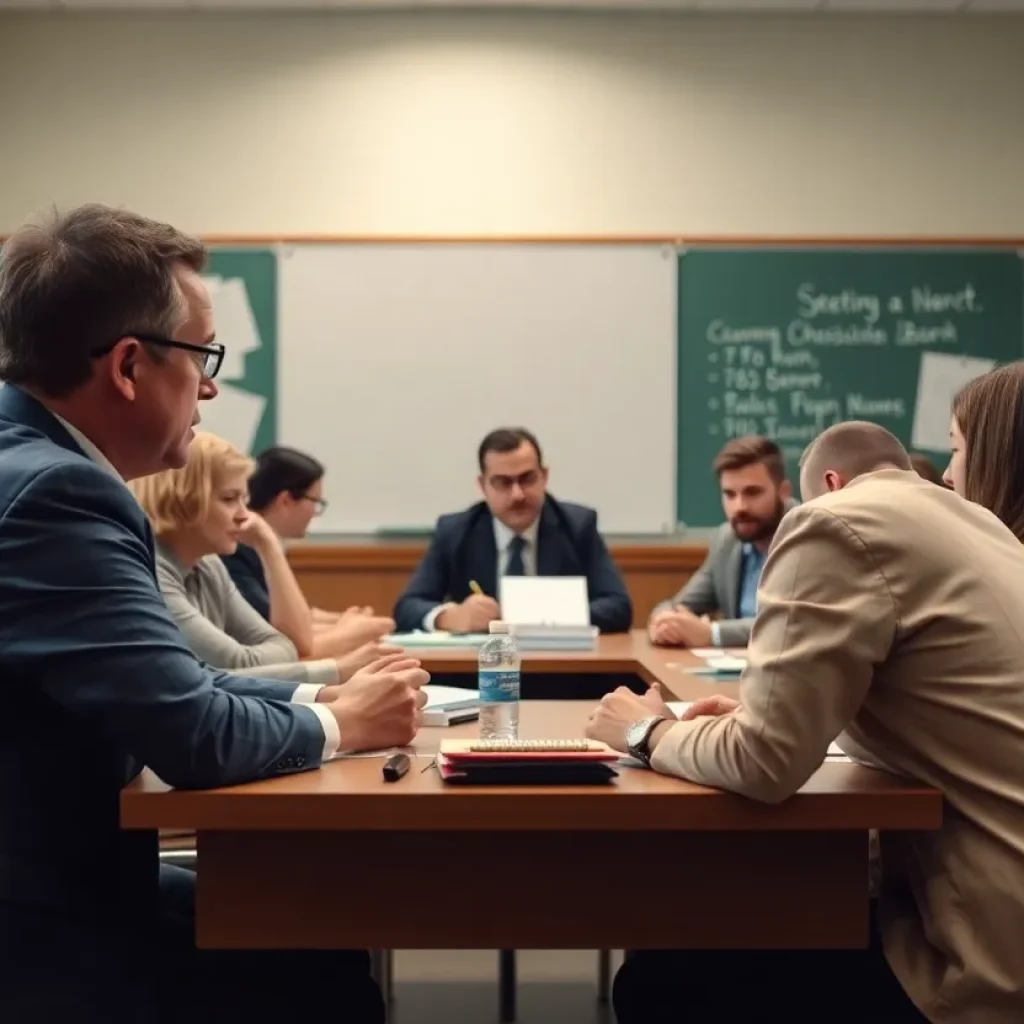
xmin=677 ymin=248 xmax=1024 ymax=527
xmin=204 ymin=248 xmax=277 ymax=454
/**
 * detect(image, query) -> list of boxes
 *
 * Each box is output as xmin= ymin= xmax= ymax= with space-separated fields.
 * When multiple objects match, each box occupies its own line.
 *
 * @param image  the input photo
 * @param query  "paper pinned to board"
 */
xmin=203 ymin=276 xmax=261 ymax=380
xmin=912 ymin=352 xmax=996 ymax=453
xmin=194 ymin=384 xmax=265 ymax=455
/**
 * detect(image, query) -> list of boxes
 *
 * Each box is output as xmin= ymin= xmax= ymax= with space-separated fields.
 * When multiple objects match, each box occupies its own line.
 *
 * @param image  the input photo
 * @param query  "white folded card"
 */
xmin=499 ymin=575 xmax=591 ymax=627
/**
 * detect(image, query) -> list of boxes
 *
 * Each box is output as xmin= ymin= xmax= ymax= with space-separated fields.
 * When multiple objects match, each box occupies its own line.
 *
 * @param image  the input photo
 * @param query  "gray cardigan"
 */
xmin=155 ymin=547 xmax=337 ymax=686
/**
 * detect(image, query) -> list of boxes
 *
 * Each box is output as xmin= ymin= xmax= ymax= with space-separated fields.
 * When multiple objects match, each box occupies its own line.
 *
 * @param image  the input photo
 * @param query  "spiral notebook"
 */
xmin=436 ymin=738 xmax=620 ymax=785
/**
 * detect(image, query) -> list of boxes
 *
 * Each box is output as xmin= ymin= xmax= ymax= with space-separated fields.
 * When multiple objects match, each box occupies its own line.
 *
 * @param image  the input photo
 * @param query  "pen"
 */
xmin=469 ymin=580 xmax=483 ymax=596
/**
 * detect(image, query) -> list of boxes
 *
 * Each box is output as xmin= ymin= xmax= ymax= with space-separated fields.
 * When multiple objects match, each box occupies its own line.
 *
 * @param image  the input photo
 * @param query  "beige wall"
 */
xmin=0 ymin=11 xmax=1022 ymax=236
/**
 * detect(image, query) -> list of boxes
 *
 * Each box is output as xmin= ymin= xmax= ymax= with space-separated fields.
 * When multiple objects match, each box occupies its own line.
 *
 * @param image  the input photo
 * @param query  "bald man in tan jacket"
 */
xmin=590 ymin=422 xmax=1024 ymax=1024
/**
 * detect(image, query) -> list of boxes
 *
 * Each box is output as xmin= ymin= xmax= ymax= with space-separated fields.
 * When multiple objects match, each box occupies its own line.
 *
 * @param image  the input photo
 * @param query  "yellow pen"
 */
xmin=469 ymin=580 xmax=484 ymax=596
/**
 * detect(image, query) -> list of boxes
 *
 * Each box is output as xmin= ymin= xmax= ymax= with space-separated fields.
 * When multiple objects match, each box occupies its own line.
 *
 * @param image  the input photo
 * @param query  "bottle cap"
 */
xmin=488 ymin=620 xmax=510 ymax=634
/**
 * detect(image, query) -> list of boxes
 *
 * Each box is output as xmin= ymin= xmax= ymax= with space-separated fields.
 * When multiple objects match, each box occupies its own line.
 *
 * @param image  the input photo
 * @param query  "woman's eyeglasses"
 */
xmin=299 ymin=494 xmax=328 ymax=516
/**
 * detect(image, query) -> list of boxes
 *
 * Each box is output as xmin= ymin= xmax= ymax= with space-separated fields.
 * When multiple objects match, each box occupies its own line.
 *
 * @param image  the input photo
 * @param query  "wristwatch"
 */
xmin=626 ymin=716 xmax=667 ymax=769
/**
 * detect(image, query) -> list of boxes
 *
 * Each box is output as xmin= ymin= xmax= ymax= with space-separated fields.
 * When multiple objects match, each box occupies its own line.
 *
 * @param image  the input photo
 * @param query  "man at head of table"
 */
xmin=392 ymin=426 xmax=632 ymax=634
xmin=649 ymin=434 xmax=794 ymax=649
xmin=588 ymin=420 xmax=1024 ymax=1024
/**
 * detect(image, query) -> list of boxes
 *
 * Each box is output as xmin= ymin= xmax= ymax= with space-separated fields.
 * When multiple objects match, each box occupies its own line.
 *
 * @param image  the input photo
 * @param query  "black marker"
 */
xmin=383 ymin=753 xmax=411 ymax=782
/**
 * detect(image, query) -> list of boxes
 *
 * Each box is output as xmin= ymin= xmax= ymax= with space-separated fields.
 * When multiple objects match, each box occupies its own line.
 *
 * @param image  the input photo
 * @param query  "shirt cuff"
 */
xmin=305 ymin=701 xmax=341 ymax=761
xmin=423 ymin=603 xmax=452 ymax=631
xmin=291 ymin=683 xmax=323 ymax=704
xmin=710 ymin=621 xmax=722 ymax=647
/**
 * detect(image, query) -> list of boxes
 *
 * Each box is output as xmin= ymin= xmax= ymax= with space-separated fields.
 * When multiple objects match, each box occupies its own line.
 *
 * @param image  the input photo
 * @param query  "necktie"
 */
xmin=506 ymin=535 xmax=527 ymax=576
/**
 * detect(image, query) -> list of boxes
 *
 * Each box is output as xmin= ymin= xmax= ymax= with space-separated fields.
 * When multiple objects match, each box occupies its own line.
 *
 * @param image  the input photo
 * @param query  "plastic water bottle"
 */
xmin=477 ymin=621 xmax=521 ymax=740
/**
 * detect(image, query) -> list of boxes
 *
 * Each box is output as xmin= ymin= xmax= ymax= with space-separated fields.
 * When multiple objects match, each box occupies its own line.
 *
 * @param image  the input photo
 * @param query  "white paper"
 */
xmin=706 ymin=656 xmax=747 ymax=673
xmin=666 ymin=701 xmax=844 ymax=757
xmin=384 ymin=631 xmax=490 ymax=648
xmin=423 ymin=684 xmax=480 ymax=708
xmin=499 ymin=575 xmax=590 ymax=627
xmin=203 ymin=276 xmax=262 ymax=380
xmin=326 ymin=746 xmax=426 ymax=762
xmin=912 ymin=352 xmax=996 ymax=453
xmin=195 ymin=383 xmax=266 ymax=455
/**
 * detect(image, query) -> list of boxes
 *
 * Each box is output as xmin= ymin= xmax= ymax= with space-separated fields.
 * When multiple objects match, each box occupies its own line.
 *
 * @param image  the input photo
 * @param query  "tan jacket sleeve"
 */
xmin=650 ymin=504 xmax=897 ymax=803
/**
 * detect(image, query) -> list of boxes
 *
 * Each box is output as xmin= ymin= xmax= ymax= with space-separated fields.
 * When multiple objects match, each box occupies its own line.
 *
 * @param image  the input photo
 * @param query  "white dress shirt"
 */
xmin=424 ymin=516 xmax=539 ymax=630
xmin=53 ymin=414 xmax=339 ymax=759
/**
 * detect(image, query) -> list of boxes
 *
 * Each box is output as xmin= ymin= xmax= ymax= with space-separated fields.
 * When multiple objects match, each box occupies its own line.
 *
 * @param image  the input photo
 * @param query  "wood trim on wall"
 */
xmin=204 ymin=235 xmax=1024 ymax=247
xmin=287 ymin=541 xmax=709 ymax=627
xmin=287 ymin=542 xmax=709 ymax=574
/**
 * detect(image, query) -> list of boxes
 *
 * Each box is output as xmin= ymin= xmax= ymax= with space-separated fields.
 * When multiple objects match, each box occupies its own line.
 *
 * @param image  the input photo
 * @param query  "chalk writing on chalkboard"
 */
xmin=703 ymin=281 xmax=988 ymax=461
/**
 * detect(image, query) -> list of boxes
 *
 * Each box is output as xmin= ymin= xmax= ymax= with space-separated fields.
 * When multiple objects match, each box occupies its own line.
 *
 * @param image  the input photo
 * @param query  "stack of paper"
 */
xmin=671 ymin=655 xmax=747 ymax=678
xmin=692 ymin=655 xmax=746 ymax=677
xmin=422 ymin=684 xmax=480 ymax=727
xmin=437 ymin=738 xmax=619 ymax=785
xmin=508 ymin=623 xmax=599 ymax=650
xmin=385 ymin=631 xmax=491 ymax=648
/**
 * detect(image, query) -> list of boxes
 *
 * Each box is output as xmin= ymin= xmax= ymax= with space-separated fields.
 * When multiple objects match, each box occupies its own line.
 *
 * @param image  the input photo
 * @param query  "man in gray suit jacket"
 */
xmin=650 ymin=436 xmax=794 ymax=648
xmin=0 ymin=205 xmax=427 ymax=1023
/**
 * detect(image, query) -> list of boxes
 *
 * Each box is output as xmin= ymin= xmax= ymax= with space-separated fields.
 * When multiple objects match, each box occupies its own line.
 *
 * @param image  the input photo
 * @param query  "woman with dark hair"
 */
xmin=247 ymin=446 xmax=328 ymax=540
xmin=944 ymin=362 xmax=1024 ymax=542
xmin=221 ymin=445 xmax=393 ymax=642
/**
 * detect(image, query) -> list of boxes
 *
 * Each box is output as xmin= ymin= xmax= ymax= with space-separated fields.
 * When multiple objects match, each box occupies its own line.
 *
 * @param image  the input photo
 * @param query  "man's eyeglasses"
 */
xmin=93 ymin=333 xmax=225 ymax=380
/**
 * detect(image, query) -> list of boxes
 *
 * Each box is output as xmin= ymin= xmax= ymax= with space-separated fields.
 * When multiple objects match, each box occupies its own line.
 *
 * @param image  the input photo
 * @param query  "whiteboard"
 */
xmin=278 ymin=244 xmax=676 ymax=534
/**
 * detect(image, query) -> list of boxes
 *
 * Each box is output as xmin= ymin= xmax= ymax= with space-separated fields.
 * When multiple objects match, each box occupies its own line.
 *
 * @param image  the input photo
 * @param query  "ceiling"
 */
xmin=3 ymin=0 xmax=1023 ymax=12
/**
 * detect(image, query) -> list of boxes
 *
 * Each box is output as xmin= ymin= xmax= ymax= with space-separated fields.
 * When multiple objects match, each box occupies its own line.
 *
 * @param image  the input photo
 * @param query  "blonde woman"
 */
xmin=131 ymin=433 xmax=397 ymax=686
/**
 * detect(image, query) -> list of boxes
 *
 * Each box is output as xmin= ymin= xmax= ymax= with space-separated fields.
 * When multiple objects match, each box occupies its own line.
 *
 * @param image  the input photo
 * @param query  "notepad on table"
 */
xmin=436 ymin=737 xmax=619 ymax=785
xmin=421 ymin=684 xmax=480 ymax=726
xmin=384 ymin=631 xmax=491 ymax=648
xmin=497 ymin=576 xmax=598 ymax=649
xmin=499 ymin=575 xmax=590 ymax=626
xmin=672 ymin=655 xmax=746 ymax=677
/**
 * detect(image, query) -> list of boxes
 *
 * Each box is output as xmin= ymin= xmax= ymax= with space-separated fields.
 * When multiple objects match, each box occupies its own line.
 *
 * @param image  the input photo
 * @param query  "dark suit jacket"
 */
xmin=393 ymin=496 xmax=632 ymax=633
xmin=0 ymin=386 xmax=325 ymax=926
xmin=221 ymin=544 xmax=271 ymax=621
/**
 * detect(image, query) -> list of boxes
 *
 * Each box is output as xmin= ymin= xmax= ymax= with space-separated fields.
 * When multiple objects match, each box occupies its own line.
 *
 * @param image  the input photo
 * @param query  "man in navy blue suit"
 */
xmin=0 ymin=205 xmax=427 ymax=1023
xmin=393 ymin=428 xmax=632 ymax=634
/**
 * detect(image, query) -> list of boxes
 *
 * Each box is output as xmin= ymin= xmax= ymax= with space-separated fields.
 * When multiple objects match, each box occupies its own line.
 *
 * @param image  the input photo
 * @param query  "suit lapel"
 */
xmin=722 ymin=537 xmax=744 ymax=618
xmin=536 ymin=501 xmax=565 ymax=576
xmin=468 ymin=512 xmax=499 ymax=599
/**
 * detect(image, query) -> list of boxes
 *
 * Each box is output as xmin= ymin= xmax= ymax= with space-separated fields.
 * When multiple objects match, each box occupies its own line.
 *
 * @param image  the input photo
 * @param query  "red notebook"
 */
xmin=436 ymin=739 xmax=620 ymax=785
xmin=438 ymin=738 xmax=619 ymax=762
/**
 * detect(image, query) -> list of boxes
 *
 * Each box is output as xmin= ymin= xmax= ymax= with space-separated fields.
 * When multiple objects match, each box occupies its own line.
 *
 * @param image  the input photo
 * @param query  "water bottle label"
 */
xmin=479 ymin=669 xmax=520 ymax=703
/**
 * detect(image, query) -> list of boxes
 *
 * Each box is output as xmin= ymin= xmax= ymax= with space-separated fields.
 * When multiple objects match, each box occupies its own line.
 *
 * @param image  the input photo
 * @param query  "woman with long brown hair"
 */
xmin=944 ymin=361 xmax=1024 ymax=541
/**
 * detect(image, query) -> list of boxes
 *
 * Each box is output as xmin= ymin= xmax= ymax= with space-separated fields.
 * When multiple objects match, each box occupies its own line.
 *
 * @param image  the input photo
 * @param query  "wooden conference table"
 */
xmin=121 ymin=632 xmax=942 ymax=951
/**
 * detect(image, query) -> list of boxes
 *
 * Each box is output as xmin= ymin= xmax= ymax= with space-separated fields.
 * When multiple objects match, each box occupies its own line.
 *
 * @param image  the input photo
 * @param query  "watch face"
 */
xmin=627 ymin=717 xmax=657 ymax=756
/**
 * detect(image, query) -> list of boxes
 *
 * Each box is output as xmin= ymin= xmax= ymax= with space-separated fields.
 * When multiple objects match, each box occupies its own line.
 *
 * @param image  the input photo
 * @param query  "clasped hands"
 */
xmin=316 ymin=651 xmax=430 ymax=751
xmin=648 ymin=607 xmax=713 ymax=648
xmin=585 ymin=686 xmax=740 ymax=756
